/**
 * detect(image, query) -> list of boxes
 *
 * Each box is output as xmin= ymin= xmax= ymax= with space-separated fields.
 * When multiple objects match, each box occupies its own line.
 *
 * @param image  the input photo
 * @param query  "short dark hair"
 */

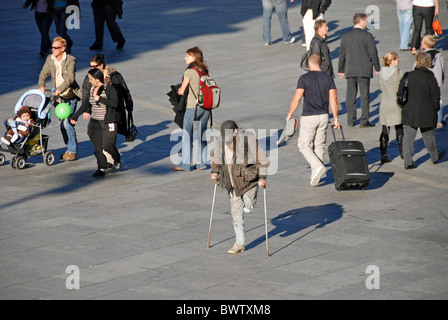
xmin=314 ymin=19 xmax=327 ymax=32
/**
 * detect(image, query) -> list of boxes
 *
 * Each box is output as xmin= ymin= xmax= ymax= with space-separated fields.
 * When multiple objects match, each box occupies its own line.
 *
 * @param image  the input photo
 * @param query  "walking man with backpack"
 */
xmin=210 ymin=120 xmax=269 ymax=254
xmin=286 ymin=52 xmax=340 ymax=187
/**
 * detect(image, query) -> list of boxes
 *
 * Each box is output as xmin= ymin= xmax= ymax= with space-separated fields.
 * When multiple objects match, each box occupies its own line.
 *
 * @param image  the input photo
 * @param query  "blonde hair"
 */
xmin=422 ymin=35 xmax=436 ymax=48
xmin=53 ymin=37 xmax=67 ymax=47
xmin=381 ymin=52 xmax=399 ymax=67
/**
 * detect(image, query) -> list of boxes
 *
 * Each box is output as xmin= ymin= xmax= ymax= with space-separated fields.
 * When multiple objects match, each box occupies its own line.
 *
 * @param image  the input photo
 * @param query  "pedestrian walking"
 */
xmin=38 ymin=36 xmax=81 ymax=161
xmin=262 ymin=0 xmax=296 ymax=46
xmin=399 ymin=52 xmax=445 ymax=169
xmin=338 ymin=13 xmax=381 ymax=128
xmin=90 ymin=0 xmax=126 ymax=50
xmin=309 ymin=19 xmax=334 ymax=77
xmin=410 ymin=0 xmax=439 ymax=55
xmin=378 ymin=52 xmax=404 ymax=164
xmin=50 ymin=0 xmax=79 ymax=53
xmin=394 ymin=0 xmax=414 ymax=51
xmin=210 ymin=120 xmax=269 ymax=254
xmin=70 ymin=68 xmax=121 ymax=177
xmin=301 ymin=0 xmax=331 ymax=50
xmin=286 ymin=52 xmax=340 ymax=187
xmin=23 ymin=0 xmax=53 ymax=57
xmin=420 ymin=35 xmax=445 ymax=128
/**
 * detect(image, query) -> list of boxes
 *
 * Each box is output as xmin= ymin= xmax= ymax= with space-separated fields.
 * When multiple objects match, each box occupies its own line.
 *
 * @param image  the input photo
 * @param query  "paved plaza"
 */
xmin=0 ymin=0 xmax=448 ymax=301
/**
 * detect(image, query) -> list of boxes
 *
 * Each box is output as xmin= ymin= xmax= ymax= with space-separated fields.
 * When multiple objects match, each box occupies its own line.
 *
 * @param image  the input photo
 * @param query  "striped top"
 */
xmin=90 ymin=86 xmax=108 ymax=120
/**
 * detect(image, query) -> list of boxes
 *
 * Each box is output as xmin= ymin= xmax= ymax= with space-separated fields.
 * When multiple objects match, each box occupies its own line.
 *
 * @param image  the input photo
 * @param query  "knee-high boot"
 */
xmin=380 ymin=132 xmax=391 ymax=164
xmin=396 ymin=126 xmax=404 ymax=159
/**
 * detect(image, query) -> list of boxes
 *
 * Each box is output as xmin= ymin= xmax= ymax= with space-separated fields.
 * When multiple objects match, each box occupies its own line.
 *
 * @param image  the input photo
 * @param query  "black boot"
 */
xmin=380 ymin=132 xmax=390 ymax=164
xmin=396 ymin=127 xmax=404 ymax=159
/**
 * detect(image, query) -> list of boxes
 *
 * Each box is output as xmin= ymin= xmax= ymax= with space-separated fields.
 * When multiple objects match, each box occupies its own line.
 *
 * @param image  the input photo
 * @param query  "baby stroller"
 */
xmin=0 ymin=89 xmax=55 ymax=169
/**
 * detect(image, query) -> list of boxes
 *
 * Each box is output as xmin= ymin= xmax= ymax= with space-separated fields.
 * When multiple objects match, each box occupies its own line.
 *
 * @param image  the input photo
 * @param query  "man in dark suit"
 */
xmin=338 ymin=13 xmax=380 ymax=127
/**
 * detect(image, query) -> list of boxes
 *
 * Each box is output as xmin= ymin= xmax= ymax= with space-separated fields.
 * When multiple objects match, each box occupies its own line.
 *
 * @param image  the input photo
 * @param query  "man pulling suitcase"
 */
xmin=286 ymin=52 xmax=340 ymax=187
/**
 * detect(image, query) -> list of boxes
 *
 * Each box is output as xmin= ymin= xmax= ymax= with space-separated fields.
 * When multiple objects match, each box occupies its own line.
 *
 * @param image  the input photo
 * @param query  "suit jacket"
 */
xmin=338 ymin=28 xmax=380 ymax=78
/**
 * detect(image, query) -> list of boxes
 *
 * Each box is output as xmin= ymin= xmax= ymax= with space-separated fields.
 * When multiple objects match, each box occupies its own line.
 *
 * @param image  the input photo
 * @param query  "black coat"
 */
xmin=301 ymin=0 xmax=332 ymax=19
xmin=310 ymin=34 xmax=334 ymax=77
xmin=338 ymin=28 xmax=380 ymax=78
xmin=399 ymin=67 xmax=440 ymax=128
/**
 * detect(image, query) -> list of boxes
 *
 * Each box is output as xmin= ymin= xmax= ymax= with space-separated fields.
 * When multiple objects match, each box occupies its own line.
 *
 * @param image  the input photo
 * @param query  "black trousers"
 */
xmin=411 ymin=5 xmax=435 ymax=50
xmin=92 ymin=3 xmax=125 ymax=45
xmin=87 ymin=119 xmax=120 ymax=170
xmin=346 ymin=77 xmax=371 ymax=126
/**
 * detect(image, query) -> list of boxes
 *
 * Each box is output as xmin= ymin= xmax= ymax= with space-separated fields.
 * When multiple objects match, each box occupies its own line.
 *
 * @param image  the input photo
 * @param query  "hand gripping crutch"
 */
xmin=263 ymin=187 xmax=270 ymax=257
xmin=206 ymin=184 xmax=218 ymax=249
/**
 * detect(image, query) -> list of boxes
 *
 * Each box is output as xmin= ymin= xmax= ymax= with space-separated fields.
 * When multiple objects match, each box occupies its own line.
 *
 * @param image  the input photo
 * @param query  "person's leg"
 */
xmin=193 ymin=109 xmax=210 ymax=169
xmin=261 ymin=0 xmax=274 ymax=44
xmin=402 ymin=125 xmax=417 ymax=166
xmin=380 ymin=125 xmax=390 ymax=163
xmin=345 ymin=77 xmax=358 ymax=126
xmin=87 ymin=119 xmax=108 ymax=170
xmin=395 ymin=124 xmax=404 ymax=158
xmin=274 ymin=0 xmax=293 ymax=42
xmin=229 ymin=191 xmax=246 ymax=251
xmin=411 ymin=6 xmax=424 ymax=50
xmin=60 ymin=98 xmax=78 ymax=156
xmin=91 ymin=2 xmax=105 ymax=48
xmin=437 ymin=96 xmax=444 ymax=126
xmin=102 ymin=122 xmax=121 ymax=166
xmin=179 ymin=109 xmax=194 ymax=171
xmin=303 ymin=9 xmax=314 ymax=50
xmin=421 ymin=6 xmax=435 ymax=36
xmin=420 ymin=127 xmax=439 ymax=163
xmin=358 ymin=77 xmax=371 ymax=126
xmin=242 ymin=185 xmax=258 ymax=214
xmin=313 ymin=113 xmax=329 ymax=163
xmin=103 ymin=4 xmax=125 ymax=44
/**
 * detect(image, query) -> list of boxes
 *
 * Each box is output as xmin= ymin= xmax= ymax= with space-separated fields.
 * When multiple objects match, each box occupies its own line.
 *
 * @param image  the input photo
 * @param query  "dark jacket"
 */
xmin=211 ymin=130 xmax=269 ymax=197
xmin=301 ymin=0 xmax=331 ymax=19
xmin=25 ymin=0 xmax=81 ymax=12
xmin=310 ymin=34 xmax=334 ymax=77
xmin=399 ymin=67 xmax=440 ymax=128
xmin=71 ymin=83 xmax=119 ymax=124
xmin=338 ymin=28 xmax=380 ymax=78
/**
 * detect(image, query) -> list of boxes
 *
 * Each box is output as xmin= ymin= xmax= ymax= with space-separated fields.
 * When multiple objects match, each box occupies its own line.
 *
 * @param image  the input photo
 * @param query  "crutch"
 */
xmin=206 ymin=183 xmax=218 ymax=248
xmin=263 ymin=187 xmax=270 ymax=257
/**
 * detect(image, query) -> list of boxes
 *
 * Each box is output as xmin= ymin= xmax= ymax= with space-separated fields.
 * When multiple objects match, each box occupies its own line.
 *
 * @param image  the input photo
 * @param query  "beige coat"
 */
xmin=38 ymin=53 xmax=81 ymax=99
xmin=379 ymin=66 xmax=402 ymax=126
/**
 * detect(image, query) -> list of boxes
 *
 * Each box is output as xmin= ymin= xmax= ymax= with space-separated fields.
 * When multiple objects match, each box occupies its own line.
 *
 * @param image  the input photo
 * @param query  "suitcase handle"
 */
xmin=331 ymin=126 xmax=345 ymax=142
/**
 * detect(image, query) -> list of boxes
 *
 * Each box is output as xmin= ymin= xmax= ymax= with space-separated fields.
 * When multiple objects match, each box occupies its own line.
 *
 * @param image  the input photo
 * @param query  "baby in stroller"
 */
xmin=1 ymin=106 xmax=35 ymax=145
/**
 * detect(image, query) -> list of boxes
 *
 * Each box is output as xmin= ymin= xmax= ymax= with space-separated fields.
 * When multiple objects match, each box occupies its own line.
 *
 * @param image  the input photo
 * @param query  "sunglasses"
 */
xmin=90 ymin=64 xmax=99 ymax=68
xmin=52 ymin=46 xmax=63 ymax=50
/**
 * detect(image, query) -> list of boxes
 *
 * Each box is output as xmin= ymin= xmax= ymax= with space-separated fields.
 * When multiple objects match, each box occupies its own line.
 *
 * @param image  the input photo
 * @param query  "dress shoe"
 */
xmin=89 ymin=43 xmax=102 ymax=50
xmin=116 ymin=39 xmax=126 ymax=49
xmin=360 ymin=122 xmax=375 ymax=128
xmin=433 ymin=150 xmax=446 ymax=164
xmin=92 ymin=169 xmax=106 ymax=177
xmin=404 ymin=164 xmax=417 ymax=170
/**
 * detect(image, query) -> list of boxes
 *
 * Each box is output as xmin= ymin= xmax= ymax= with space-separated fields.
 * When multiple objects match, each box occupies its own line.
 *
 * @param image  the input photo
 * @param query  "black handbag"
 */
xmin=126 ymin=111 xmax=138 ymax=142
xmin=397 ymin=72 xmax=409 ymax=107
xmin=300 ymin=49 xmax=311 ymax=71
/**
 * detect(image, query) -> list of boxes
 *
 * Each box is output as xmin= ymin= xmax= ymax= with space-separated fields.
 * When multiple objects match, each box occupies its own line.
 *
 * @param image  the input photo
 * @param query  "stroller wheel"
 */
xmin=0 ymin=153 xmax=5 ymax=166
xmin=15 ymin=156 xmax=26 ymax=170
xmin=45 ymin=152 xmax=55 ymax=166
xmin=11 ymin=156 xmax=16 ymax=169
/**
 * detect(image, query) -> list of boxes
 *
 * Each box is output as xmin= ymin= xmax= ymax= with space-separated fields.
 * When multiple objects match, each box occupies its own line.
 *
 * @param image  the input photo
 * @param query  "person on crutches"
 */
xmin=209 ymin=120 xmax=269 ymax=254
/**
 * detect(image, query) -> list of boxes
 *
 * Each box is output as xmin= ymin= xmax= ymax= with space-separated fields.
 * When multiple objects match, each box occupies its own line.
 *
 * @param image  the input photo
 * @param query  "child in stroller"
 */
xmin=1 ymin=106 xmax=34 ymax=145
xmin=0 ymin=89 xmax=55 ymax=169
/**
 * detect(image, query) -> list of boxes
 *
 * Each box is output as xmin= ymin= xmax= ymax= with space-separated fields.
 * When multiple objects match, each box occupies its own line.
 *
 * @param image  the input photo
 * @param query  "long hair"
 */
xmin=186 ymin=46 xmax=209 ymax=74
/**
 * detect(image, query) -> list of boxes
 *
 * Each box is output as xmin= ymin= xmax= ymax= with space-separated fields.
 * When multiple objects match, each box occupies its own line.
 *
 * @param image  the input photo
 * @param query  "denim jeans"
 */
xmin=60 ymin=97 xmax=78 ymax=154
xmin=229 ymin=186 xmax=258 ymax=246
xmin=262 ymin=0 xmax=292 ymax=43
xmin=397 ymin=9 xmax=413 ymax=50
xmin=179 ymin=108 xmax=210 ymax=171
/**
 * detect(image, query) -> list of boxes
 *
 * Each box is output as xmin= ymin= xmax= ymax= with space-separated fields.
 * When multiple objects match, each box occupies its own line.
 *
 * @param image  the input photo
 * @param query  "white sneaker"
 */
xmin=1 ymin=137 xmax=10 ymax=145
xmin=227 ymin=243 xmax=245 ymax=254
xmin=310 ymin=166 xmax=325 ymax=187
xmin=284 ymin=37 xmax=296 ymax=44
xmin=10 ymin=133 xmax=18 ymax=143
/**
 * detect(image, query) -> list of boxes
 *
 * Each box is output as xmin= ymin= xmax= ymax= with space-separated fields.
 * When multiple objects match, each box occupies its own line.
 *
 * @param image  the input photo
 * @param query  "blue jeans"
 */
xmin=60 ymin=97 xmax=78 ymax=154
xmin=397 ymin=9 xmax=413 ymax=50
xmin=262 ymin=0 xmax=292 ymax=43
xmin=179 ymin=108 xmax=210 ymax=171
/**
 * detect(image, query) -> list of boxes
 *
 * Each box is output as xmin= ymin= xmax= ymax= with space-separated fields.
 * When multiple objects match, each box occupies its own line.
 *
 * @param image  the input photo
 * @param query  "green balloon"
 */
xmin=55 ymin=103 xmax=72 ymax=120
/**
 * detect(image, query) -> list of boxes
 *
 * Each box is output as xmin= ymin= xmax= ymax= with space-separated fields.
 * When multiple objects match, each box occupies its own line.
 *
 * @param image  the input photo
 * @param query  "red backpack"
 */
xmin=191 ymin=67 xmax=221 ymax=109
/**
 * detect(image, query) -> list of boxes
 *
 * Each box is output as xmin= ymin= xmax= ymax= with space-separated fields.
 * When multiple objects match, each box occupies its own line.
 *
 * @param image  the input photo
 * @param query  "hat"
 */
xmin=220 ymin=120 xmax=238 ymax=143
xmin=277 ymin=117 xmax=298 ymax=145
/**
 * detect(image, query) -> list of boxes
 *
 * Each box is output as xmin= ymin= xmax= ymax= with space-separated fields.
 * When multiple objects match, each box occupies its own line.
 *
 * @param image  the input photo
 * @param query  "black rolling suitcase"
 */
xmin=328 ymin=127 xmax=370 ymax=191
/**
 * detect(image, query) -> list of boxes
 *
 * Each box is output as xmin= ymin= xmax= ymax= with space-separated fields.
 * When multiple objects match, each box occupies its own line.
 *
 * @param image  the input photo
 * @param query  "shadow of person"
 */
xmin=246 ymin=203 xmax=344 ymax=255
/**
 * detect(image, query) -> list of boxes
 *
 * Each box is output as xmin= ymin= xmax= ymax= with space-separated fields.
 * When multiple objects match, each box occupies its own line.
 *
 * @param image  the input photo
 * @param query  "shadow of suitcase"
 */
xmin=328 ymin=127 xmax=370 ymax=191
